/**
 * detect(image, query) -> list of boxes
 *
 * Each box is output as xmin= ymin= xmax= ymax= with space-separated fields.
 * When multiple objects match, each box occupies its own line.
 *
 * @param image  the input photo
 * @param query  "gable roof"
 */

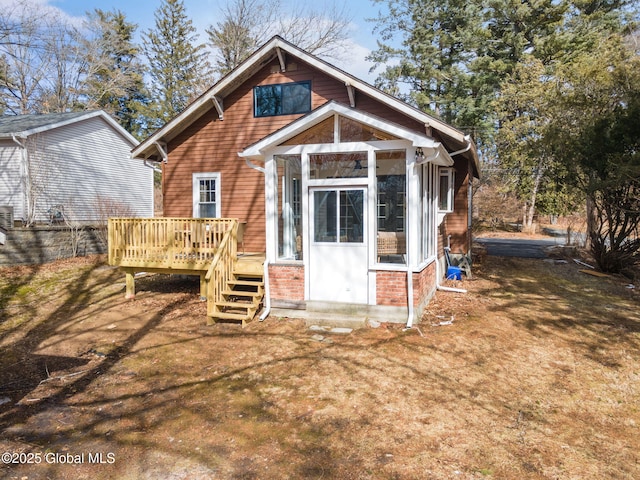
xmin=132 ymin=35 xmax=479 ymax=174
xmin=0 ymin=110 xmax=138 ymax=146
xmin=240 ymin=100 xmax=454 ymax=166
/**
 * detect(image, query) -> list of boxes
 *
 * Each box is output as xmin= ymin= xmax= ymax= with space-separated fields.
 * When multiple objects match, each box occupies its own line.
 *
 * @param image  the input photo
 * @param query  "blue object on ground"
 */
xmin=446 ymin=266 xmax=462 ymax=280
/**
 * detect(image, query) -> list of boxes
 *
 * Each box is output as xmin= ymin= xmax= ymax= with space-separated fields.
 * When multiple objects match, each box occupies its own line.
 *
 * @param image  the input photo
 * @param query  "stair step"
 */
xmin=216 ymin=301 xmax=255 ymax=310
xmin=233 ymin=271 xmax=263 ymax=278
xmin=222 ymin=289 xmax=263 ymax=298
xmin=228 ymin=279 xmax=264 ymax=287
xmin=211 ymin=311 xmax=250 ymax=321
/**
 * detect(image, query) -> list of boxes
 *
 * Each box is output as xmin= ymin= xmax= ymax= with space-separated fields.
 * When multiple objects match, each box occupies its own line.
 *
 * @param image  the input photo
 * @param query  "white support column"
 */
xmin=406 ymin=148 xmax=422 ymax=269
xmin=264 ymin=155 xmax=277 ymax=263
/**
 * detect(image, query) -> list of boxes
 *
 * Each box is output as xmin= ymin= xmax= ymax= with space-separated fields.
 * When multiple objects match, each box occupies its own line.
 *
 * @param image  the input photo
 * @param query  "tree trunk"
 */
xmin=523 ymin=164 xmax=544 ymax=233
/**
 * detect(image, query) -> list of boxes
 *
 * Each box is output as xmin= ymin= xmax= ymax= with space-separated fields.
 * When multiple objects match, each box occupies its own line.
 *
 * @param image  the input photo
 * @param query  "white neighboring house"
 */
xmin=0 ymin=110 xmax=154 ymax=226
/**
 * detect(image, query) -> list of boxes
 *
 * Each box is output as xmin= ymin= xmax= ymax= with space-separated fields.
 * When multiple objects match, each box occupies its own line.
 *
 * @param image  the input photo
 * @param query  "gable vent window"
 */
xmin=254 ymin=81 xmax=311 ymax=117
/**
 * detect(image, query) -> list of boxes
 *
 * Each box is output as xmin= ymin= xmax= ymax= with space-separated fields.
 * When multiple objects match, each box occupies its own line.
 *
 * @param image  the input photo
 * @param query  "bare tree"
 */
xmin=0 ymin=0 xmax=113 ymax=114
xmin=0 ymin=1 xmax=50 ymax=114
xmin=36 ymin=22 xmax=87 ymax=113
xmin=0 ymin=1 xmax=84 ymax=113
xmin=207 ymin=0 xmax=352 ymax=76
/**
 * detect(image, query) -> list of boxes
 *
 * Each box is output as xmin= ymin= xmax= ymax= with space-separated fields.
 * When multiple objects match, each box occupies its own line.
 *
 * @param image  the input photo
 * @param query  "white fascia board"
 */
xmin=433 ymin=144 xmax=454 ymax=166
xmin=240 ymin=102 xmax=440 ymax=159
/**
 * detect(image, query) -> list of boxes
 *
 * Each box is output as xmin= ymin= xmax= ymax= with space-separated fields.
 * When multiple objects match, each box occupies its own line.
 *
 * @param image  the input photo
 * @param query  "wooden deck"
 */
xmin=108 ymin=218 xmax=265 ymax=325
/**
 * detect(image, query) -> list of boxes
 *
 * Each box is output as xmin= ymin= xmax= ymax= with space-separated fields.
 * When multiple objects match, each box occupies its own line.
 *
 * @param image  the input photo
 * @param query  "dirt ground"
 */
xmin=1 ymin=248 xmax=639 ymax=479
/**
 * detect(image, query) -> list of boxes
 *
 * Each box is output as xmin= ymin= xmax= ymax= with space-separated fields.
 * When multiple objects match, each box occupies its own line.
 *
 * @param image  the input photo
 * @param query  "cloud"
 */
xmin=332 ymin=39 xmax=377 ymax=85
xmin=0 ymin=0 xmax=86 ymax=27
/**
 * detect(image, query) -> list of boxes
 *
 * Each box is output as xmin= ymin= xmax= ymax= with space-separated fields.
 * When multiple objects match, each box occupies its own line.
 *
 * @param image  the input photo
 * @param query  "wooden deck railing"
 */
xmin=108 ymin=217 xmax=238 ymax=271
xmin=205 ymin=221 xmax=238 ymax=320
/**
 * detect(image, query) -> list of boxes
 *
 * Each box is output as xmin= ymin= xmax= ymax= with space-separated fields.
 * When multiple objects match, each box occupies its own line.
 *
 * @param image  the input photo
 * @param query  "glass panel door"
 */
xmin=309 ymin=187 xmax=368 ymax=304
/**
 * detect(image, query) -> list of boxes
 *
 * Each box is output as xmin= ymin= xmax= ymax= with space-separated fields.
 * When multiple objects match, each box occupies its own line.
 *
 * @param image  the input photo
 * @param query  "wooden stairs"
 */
xmin=209 ymin=259 xmax=264 ymax=327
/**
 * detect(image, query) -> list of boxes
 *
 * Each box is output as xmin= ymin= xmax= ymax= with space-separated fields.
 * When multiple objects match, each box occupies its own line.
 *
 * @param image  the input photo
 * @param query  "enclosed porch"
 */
xmin=108 ymin=217 xmax=265 ymax=326
xmin=241 ymin=102 xmax=456 ymax=322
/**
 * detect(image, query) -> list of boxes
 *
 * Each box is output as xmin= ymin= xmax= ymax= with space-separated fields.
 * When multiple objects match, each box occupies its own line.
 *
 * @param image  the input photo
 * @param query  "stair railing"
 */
xmin=205 ymin=219 xmax=238 ymax=322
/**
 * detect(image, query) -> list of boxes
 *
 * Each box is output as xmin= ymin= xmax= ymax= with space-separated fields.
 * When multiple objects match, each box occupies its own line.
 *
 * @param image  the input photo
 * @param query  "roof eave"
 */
xmin=132 ymin=36 xmax=476 ymax=163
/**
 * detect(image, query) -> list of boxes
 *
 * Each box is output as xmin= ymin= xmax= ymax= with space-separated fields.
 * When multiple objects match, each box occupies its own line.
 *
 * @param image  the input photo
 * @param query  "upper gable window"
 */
xmin=279 ymin=115 xmax=401 ymax=146
xmin=340 ymin=116 xmax=398 ymax=142
xmin=254 ymin=81 xmax=311 ymax=117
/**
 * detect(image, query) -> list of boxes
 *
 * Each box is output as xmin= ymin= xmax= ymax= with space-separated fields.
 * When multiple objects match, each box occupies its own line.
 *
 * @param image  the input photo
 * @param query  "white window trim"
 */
xmin=192 ymin=172 xmax=221 ymax=218
xmin=438 ymin=167 xmax=454 ymax=213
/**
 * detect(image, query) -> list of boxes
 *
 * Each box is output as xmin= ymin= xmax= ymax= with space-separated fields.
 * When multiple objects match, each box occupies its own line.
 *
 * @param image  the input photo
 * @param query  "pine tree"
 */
xmin=142 ymin=0 xmax=212 ymax=132
xmin=368 ymin=0 xmax=484 ymax=127
xmin=84 ymin=9 xmax=149 ymax=139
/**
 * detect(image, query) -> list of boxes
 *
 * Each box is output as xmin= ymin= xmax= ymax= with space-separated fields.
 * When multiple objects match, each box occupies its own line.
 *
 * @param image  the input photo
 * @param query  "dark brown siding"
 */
xmin=162 ymin=59 xmax=441 ymax=252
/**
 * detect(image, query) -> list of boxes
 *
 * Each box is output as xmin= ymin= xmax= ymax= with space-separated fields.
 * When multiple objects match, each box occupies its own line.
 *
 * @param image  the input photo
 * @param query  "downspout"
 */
xmin=244 ymin=157 xmax=270 ymax=321
xmin=436 ymin=260 xmax=467 ymax=293
xmin=11 ymin=134 xmax=29 ymax=224
xmin=449 ymin=136 xmax=473 ymax=259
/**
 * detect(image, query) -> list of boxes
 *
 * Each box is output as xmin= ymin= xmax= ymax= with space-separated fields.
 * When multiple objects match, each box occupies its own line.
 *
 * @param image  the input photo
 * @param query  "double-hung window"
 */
xmin=254 ymin=81 xmax=311 ymax=117
xmin=438 ymin=167 xmax=455 ymax=212
xmin=193 ymin=172 xmax=221 ymax=218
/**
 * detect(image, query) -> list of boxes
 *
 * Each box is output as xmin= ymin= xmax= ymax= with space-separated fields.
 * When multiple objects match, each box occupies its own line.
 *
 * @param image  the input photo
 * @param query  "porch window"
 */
xmin=192 ymin=172 xmax=221 ymax=218
xmin=439 ymin=167 xmax=455 ymax=212
xmin=276 ymin=155 xmax=303 ymax=260
xmin=254 ymin=81 xmax=311 ymax=117
xmin=422 ymin=163 xmax=436 ymax=260
xmin=376 ymin=150 xmax=406 ymax=264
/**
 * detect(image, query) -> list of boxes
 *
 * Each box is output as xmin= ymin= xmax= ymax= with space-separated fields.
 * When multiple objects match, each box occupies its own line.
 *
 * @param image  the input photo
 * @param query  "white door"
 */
xmin=309 ymin=187 xmax=368 ymax=303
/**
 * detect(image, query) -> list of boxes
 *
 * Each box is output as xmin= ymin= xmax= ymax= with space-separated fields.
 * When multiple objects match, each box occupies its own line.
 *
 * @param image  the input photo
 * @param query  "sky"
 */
xmin=6 ymin=0 xmax=388 ymax=83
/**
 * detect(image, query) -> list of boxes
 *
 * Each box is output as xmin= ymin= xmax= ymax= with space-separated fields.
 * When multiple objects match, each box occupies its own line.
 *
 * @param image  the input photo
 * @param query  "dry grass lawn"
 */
xmin=0 ymin=252 xmax=638 ymax=479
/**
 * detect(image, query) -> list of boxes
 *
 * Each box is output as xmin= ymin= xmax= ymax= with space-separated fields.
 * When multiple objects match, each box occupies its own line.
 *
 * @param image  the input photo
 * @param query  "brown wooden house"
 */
xmin=124 ymin=36 xmax=480 ymax=326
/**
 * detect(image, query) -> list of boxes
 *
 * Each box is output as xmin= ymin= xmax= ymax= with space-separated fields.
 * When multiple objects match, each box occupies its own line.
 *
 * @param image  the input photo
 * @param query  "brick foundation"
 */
xmin=376 ymin=261 xmax=437 ymax=308
xmin=269 ymin=260 xmax=437 ymax=315
xmin=376 ymin=270 xmax=408 ymax=306
xmin=269 ymin=263 xmax=305 ymax=305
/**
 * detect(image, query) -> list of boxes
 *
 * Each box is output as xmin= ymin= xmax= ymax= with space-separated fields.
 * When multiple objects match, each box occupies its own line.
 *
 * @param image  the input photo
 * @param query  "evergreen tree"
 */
xmin=490 ymin=0 xmax=635 ymax=229
xmin=550 ymin=36 xmax=640 ymax=273
xmin=368 ymin=0 xmax=485 ymax=130
xmin=142 ymin=0 xmax=212 ymax=132
xmin=84 ymin=9 xmax=149 ymax=139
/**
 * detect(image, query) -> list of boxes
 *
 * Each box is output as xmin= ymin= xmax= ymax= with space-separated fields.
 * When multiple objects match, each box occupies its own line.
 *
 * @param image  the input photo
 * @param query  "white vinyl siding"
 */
xmin=22 ymin=116 xmax=153 ymax=224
